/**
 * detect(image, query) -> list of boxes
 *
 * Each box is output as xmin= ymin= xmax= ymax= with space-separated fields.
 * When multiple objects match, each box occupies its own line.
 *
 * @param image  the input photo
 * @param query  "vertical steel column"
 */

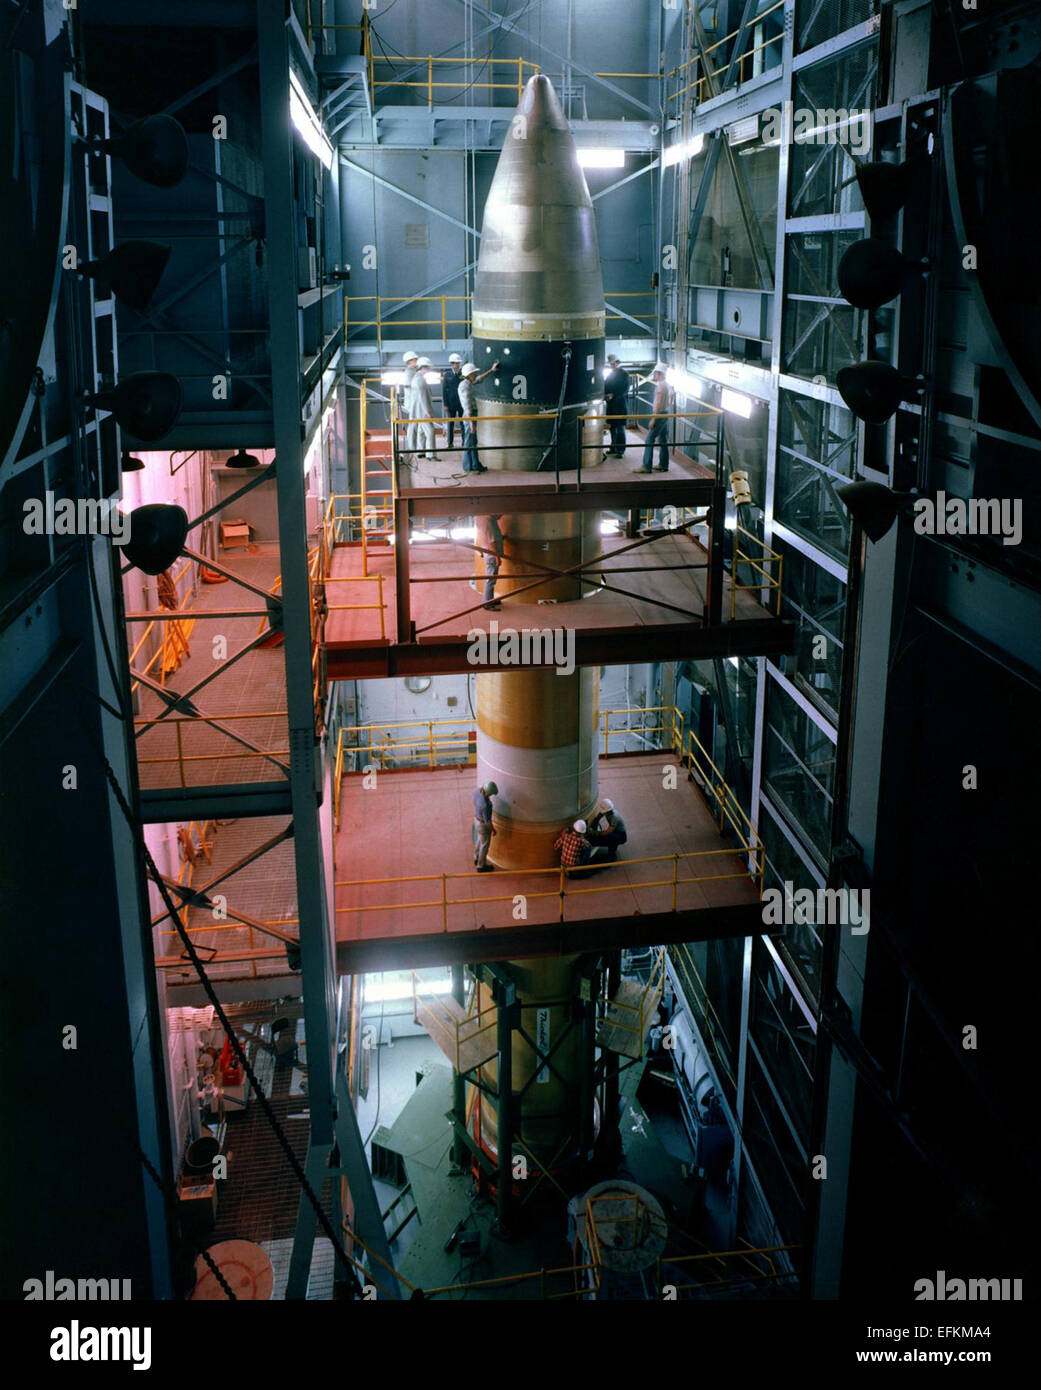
xmin=394 ymin=495 xmax=412 ymax=641
xmin=258 ymin=0 xmax=336 ymax=1145
xmin=451 ymin=963 xmax=467 ymax=1170
xmin=705 ymin=483 xmax=726 ymax=627
xmin=577 ymin=969 xmax=597 ymax=1164
xmin=258 ymin=4 xmax=390 ymax=1297
xmin=494 ymin=979 xmax=515 ymax=1235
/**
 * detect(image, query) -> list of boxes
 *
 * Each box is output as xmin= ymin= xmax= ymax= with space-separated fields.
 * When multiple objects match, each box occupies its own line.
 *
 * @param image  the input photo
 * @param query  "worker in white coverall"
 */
xmin=411 ymin=358 xmax=441 ymax=460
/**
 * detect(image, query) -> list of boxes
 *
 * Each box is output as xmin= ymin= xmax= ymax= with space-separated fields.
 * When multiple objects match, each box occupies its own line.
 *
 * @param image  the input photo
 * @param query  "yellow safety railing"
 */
xmin=685 ymin=722 xmax=762 ymax=888
xmin=730 ymin=523 xmax=783 ymax=620
xmin=335 ymin=704 xmax=682 ymax=791
xmin=409 ymin=972 xmax=499 ymax=1073
xmin=345 ymin=291 xmax=657 ymax=345
xmin=334 ymin=704 xmax=763 ymax=894
xmin=600 ymin=949 xmax=666 ymax=1049
xmin=127 ymin=559 xmax=195 ymax=692
xmin=150 ymin=814 xmax=304 ymax=982
xmin=369 ymin=54 xmax=540 ymax=104
xmin=652 ymin=1242 xmax=800 ymax=1296
xmin=585 ymin=1190 xmax=664 ymax=1274
xmin=668 ymin=0 xmax=786 ymax=110
xmin=336 ymin=841 xmax=762 ymax=932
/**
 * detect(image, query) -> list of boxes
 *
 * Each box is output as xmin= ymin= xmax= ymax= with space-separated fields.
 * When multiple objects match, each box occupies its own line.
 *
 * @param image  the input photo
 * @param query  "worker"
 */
xmin=603 ymin=354 xmax=630 ymax=459
xmin=634 ymin=362 xmax=674 ymax=474
xmin=473 ymin=779 xmax=499 ymax=872
xmin=401 ymin=350 xmax=419 ymax=459
xmin=587 ymin=797 xmax=628 ymax=861
xmin=458 ymin=359 xmax=501 ymax=475
xmin=442 ymin=353 xmax=464 ymax=449
xmin=411 ymin=358 xmax=441 ymax=460
xmin=475 ymin=513 xmax=504 ymax=611
xmin=553 ymin=819 xmax=603 ymax=877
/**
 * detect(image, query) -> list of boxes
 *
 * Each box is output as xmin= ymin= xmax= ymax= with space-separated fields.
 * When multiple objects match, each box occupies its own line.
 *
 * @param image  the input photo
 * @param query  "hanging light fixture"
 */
xmin=837 ymin=238 xmax=922 ymax=310
xmin=80 ymin=241 xmax=172 ymax=313
xmin=836 ymin=481 xmax=918 ymax=543
xmin=95 ymin=114 xmax=190 ymax=189
xmin=121 ymin=452 xmax=146 ymax=472
xmin=854 ymin=157 xmax=923 ymax=221
xmin=122 ymin=504 xmax=189 ymax=574
xmin=225 ymin=448 xmax=262 ymax=468
xmin=86 ymin=371 xmax=183 ymax=442
xmin=836 ymin=361 xmax=923 ymax=424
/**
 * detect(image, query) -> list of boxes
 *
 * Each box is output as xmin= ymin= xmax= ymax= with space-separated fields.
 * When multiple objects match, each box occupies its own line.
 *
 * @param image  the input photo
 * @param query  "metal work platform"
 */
xmin=323 ymin=419 xmax=794 ymax=677
xmin=334 ymin=752 xmax=766 ymax=974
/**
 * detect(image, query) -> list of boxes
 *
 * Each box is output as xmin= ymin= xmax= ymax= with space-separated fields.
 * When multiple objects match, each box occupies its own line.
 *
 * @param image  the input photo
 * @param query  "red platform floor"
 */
xmin=334 ymin=752 xmax=760 ymax=969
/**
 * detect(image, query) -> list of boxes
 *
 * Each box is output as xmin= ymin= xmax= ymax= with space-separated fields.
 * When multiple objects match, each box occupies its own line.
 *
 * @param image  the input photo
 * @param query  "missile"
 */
xmin=469 ymin=76 xmax=604 ymax=1174
xmin=473 ymin=74 xmax=603 ymax=876
xmin=471 ymin=72 xmax=606 ymax=474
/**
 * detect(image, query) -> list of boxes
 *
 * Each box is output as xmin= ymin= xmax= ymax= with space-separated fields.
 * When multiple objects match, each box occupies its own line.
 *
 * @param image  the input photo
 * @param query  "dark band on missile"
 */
xmin=473 ymin=336 xmax=604 ymax=407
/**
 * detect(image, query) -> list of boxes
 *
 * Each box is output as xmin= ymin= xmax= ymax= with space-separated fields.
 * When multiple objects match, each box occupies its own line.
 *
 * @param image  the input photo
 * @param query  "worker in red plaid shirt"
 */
xmin=554 ymin=819 xmax=603 ymax=876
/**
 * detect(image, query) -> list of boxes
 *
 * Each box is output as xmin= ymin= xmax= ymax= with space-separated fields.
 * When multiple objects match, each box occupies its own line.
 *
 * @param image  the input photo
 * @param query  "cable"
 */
xmin=136 ymin=1146 xmax=238 ymax=1300
xmin=535 ymin=344 xmax=573 ymax=473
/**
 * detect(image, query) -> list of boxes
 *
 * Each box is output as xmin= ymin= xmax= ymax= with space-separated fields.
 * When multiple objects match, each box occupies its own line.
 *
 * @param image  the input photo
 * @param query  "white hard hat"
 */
xmin=600 ymin=798 xmax=614 ymax=813
xmin=653 ymin=361 xmax=669 ymax=375
xmin=574 ymin=819 xmax=587 ymax=833
xmin=416 ymin=356 xmax=431 ymax=368
xmin=402 ymin=350 xmax=418 ymax=362
xmin=449 ymin=353 xmax=462 ymax=363
xmin=461 ymin=362 xmax=478 ymax=377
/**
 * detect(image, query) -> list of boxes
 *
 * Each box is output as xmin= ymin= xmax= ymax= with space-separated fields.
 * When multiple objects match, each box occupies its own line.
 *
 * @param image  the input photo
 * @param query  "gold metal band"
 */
xmin=473 ymin=309 xmax=605 ymax=342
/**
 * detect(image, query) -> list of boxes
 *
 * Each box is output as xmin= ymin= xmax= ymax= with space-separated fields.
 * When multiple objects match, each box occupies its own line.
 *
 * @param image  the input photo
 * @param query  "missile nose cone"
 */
xmin=474 ymin=75 xmax=603 ymax=318
xmin=517 ymin=73 xmax=569 ymax=133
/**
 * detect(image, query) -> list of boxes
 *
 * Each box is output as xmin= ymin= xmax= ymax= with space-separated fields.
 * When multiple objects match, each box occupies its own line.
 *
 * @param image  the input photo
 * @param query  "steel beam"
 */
xmin=337 ymin=902 xmax=774 ymax=975
xmin=450 ymin=0 xmax=657 ymax=118
xmin=326 ymin=618 xmax=796 ymax=680
xmin=138 ymin=781 xmax=292 ymax=822
xmin=339 ymin=155 xmax=481 ymax=239
xmin=258 ymin=0 xmax=338 ymax=1152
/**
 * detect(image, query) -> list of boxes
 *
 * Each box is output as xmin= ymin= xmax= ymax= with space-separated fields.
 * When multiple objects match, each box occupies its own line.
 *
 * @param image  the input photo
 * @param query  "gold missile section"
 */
xmin=475 ymin=400 xmax=605 ymax=474
xmin=476 ymin=666 xmax=598 ymax=870
xmin=476 ymin=955 xmax=586 ymax=1164
xmin=472 ymin=309 xmax=605 ymax=342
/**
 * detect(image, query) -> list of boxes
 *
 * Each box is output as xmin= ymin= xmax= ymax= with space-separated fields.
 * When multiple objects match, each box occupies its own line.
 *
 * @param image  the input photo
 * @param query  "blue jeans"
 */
xmin=641 ymin=420 xmax=669 ymax=471
xmin=462 ymin=425 xmax=481 ymax=472
xmin=483 ymin=553 xmax=500 ymax=602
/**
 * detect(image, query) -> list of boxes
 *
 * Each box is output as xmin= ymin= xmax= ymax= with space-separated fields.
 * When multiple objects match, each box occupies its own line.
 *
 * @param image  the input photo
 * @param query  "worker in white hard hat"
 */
xmin=458 ymin=358 xmax=500 ymax=474
xmin=634 ymin=362 xmax=675 ymax=475
xmin=400 ymin=351 xmax=420 ymax=459
xmin=411 ymin=358 xmax=441 ymax=461
xmin=441 ymin=353 xmax=465 ymax=449
xmin=553 ymin=818 xmax=605 ymax=876
xmin=587 ymin=796 xmax=628 ymax=861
